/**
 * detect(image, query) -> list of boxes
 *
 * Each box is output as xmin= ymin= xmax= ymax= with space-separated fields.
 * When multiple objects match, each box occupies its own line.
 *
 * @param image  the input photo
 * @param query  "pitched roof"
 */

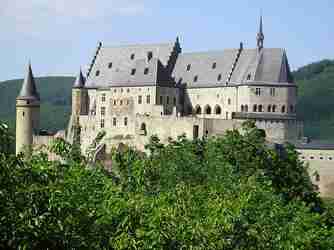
xmin=73 ymin=69 xmax=86 ymax=88
xmin=17 ymin=63 xmax=40 ymax=100
xmin=85 ymin=42 xmax=177 ymax=88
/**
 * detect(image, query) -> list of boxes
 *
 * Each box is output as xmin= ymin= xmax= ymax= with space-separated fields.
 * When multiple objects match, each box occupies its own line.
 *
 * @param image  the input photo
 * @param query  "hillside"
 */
xmin=0 ymin=60 xmax=334 ymax=140
xmin=0 ymin=76 xmax=74 ymax=132
xmin=294 ymin=59 xmax=334 ymax=140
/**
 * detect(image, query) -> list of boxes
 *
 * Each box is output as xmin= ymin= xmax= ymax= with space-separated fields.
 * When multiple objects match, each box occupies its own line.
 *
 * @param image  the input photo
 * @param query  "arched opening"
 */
xmin=253 ymin=104 xmax=257 ymax=112
xmin=272 ymin=105 xmax=276 ymax=113
xmin=205 ymin=105 xmax=212 ymax=115
xmin=241 ymin=105 xmax=244 ymax=112
xmin=290 ymin=105 xmax=294 ymax=113
xmin=215 ymin=105 xmax=222 ymax=115
xmin=281 ymin=105 xmax=286 ymax=113
xmin=268 ymin=105 xmax=272 ymax=112
xmin=258 ymin=105 xmax=263 ymax=112
xmin=195 ymin=105 xmax=202 ymax=115
xmin=245 ymin=105 xmax=248 ymax=112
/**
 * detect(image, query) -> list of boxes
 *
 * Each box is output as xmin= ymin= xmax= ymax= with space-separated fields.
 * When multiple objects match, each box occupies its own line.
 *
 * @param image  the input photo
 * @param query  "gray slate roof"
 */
xmin=17 ymin=63 xmax=40 ymax=100
xmin=84 ymin=40 xmax=294 ymax=88
xmin=73 ymin=69 xmax=86 ymax=88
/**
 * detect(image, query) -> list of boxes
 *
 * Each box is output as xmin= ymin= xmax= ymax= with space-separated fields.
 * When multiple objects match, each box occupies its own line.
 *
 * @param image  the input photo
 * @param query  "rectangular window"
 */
xmin=113 ymin=117 xmax=117 ymax=127
xmin=166 ymin=96 xmax=170 ymax=105
xmin=100 ymin=119 xmax=105 ymax=128
xmin=173 ymin=97 xmax=176 ymax=105
xmin=101 ymin=93 xmax=106 ymax=102
xmin=101 ymin=106 xmax=106 ymax=116
xmin=255 ymin=88 xmax=261 ymax=96
xmin=160 ymin=96 xmax=163 ymax=105
xmin=138 ymin=95 xmax=142 ymax=104
xmin=124 ymin=117 xmax=128 ymax=126
xmin=270 ymin=88 xmax=276 ymax=96
xmin=146 ymin=95 xmax=150 ymax=104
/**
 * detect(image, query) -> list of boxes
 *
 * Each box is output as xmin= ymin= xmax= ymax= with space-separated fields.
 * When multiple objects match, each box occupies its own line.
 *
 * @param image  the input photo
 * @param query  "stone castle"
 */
xmin=15 ymin=16 xmax=334 ymax=196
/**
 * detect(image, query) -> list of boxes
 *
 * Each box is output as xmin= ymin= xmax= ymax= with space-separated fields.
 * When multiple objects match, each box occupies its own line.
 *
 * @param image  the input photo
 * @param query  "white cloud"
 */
xmin=1 ymin=0 xmax=147 ymax=38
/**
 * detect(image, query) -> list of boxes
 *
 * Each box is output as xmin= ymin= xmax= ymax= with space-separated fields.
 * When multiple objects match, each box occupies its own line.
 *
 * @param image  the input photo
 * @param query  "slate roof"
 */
xmin=73 ymin=69 xmax=86 ymax=88
xmin=85 ymin=42 xmax=177 ymax=88
xmin=84 ymin=40 xmax=294 ymax=88
xmin=17 ymin=63 xmax=40 ymax=100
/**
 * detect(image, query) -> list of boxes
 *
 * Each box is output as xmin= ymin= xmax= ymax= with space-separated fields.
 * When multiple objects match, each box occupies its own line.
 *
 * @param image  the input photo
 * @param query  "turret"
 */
xmin=72 ymin=68 xmax=88 ymax=119
xmin=257 ymin=15 xmax=264 ymax=51
xmin=16 ymin=62 xmax=40 ymax=154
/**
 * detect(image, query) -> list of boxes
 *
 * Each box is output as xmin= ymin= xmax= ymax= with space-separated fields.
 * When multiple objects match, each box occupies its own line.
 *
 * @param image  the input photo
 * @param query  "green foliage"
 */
xmin=1 ymin=122 xmax=334 ymax=249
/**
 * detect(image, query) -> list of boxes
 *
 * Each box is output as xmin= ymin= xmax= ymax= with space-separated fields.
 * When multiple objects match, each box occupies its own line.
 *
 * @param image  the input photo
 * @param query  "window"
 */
xmin=255 ymin=88 xmax=261 ymax=96
xmin=126 ymin=99 xmax=130 ymax=105
xmin=127 ymin=88 xmax=130 ymax=93
xmin=258 ymin=105 xmax=263 ymax=112
xmin=166 ymin=96 xmax=170 ymax=105
xmin=186 ymin=64 xmax=191 ymax=71
xmin=320 ymin=157 xmax=324 ymax=160
xmin=270 ymin=88 xmax=276 ymax=96
xmin=95 ymin=70 xmax=100 ymax=76
xmin=113 ymin=100 xmax=117 ymax=105
xmin=114 ymin=89 xmax=117 ymax=93
xmin=144 ymin=68 xmax=149 ymax=75
xmin=241 ymin=105 xmax=244 ymax=112
xmin=130 ymin=53 xmax=135 ymax=60
xmin=124 ymin=117 xmax=128 ymax=126
xmin=253 ymin=104 xmax=257 ymax=112
xmin=131 ymin=68 xmax=136 ymax=75
xmin=100 ymin=119 xmax=105 ymax=128
xmin=173 ymin=97 xmax=176 ymax=105
xmin=245 ymin=105 xmax=248 ymax=112
xmin=247 ymin=74 xmax=251 ymax=80
xmin=108 ymin=62 xmax=113 ymax=69
xmin=146 ymin=95 xmax=150 ymax=104
xmin=138 ymin=95 xmax=142 ymax=104
xmin=290 ymin=105 xmax=294 ymax=113
xmin=281 ymin=105 xmax=286 ymax=113
xmin=140 ymin=123 xmax=147 ymax=135
xmin=272 ymin=105 xmax=276 ymax=112
xmin=101 ymin=93 xmax=106 ymax=102
xmin=194 ymin=75 xmax=198 ymax=82
xmin=112 ymin=117 xmax=117 ymax=127
xmin=212 ymin=62 xmax=217 ymax=69
xmin=205 ymin=105 xmax=212 ymax=115
xmin=217 ymin=74 xmax=222 ymax=81
xmin=310 ymin=156 xmax=314 ymax=160
xmin=215 ymin=105 xmax=222 ymax=114
xmin=22 ymin=112 xmax=25 ymax=117
xmin=329 ymin=157 xmax=333 ymax=160
xmin=315 ymin=173 xmax=320 ymax=182
xmin=268 ymin=105 xmax=272 ymax=112
xmin=160 ymin=96 xmax=163 ymax=105
xmin=228 ymin=98 xmax=231 ymax=105
xmin=147 ymin=51 xmax=153 ymax=61
xmin=101 ymin=107 xmax=106 ymax=116
xmin=121 ymin=88 xmax=124 ymax=93
xmin=120 ymin=100 xmax=123 ymax=105
xmin=195 ymin=106 xmax=202 ymax=114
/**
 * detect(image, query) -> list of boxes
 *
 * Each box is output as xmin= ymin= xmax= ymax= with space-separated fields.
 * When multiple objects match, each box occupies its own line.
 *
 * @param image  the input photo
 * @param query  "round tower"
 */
xmin=16 ymin=63 xmax=40 ymax=154
xmin=72 ymin=68 xmax=88 ymax=119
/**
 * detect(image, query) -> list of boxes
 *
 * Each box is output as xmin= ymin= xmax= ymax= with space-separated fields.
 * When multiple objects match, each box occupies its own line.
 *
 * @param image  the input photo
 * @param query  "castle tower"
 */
xmin=257 ymin=15 xmax=264 ymax=51
xmin=16 ymin=63 xmax=40 ymax=154
xmin=72 ymin=68 xmax=88 ymax=119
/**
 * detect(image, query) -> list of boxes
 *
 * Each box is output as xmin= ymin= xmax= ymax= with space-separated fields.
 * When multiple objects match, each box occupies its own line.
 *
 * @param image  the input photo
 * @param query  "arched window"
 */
xmin=253 ymin=104 xmax=257 ymax=112
xmin=195 ymin=105 xmax=202 ymax=114
xmin=241 ymin=105 xmax=244 ymax=112
xmin=281 ymin=105 xmax=286 ymax=113
xmin=140 ymin=123 xmax=147 ymax=135
xmin=124 ymin=117 xmax=128 ymax=126
xmin=268 ymin=105 xmax=272 ymax=112
xmin=245 ymin=105 xmax=248 ymax=112
xmin=272 ymin=105 xmax=276 ymax=113
xmin=258 ymin=105 xmax=263 ymax=112
xmin=112 ymin=117 xmax=117 ymax=127
xmin=215 ymin=105 xmax=222 ymax=115
xmin=205 ymin=105 xmax=212 ymax=115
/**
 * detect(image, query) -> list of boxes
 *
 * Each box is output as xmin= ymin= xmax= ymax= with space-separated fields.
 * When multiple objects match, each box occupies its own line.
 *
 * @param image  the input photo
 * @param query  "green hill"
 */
xmin=1 ymin=60 xmax=334 ymax=140
xmin=0 ymin=76 xmax=74 ymax=132
xmin=294 ymin=59 xmax=334 ymax=140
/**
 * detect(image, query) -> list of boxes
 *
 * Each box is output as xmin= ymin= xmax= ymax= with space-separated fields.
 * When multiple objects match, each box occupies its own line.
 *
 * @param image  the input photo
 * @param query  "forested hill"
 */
xmin=0 ymin=77 xmax=74 ymax=132
xmin=0 ymin=60 xmax=334 ymax=139
xmin=294 ymin=59 xmax=334 ymax=140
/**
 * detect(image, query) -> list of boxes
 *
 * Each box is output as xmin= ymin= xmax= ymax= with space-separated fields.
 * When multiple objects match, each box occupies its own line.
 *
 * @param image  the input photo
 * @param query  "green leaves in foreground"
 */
xmin=0 ymin=121 xmax=334 ymax=249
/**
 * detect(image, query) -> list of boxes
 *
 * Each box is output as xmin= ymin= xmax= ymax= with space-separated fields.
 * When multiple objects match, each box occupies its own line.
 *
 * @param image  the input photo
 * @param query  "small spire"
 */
xmin=257 ymin=14 xmax=264 ymax=51
xmin=17 ymin=62 xmax=40 ymax=100
xmin=73 ymin=68 xmax=86 ymax=88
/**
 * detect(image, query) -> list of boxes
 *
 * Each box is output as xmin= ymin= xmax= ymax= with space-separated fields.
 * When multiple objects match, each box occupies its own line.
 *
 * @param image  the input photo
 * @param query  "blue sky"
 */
xmin=1 ymin=0 xmax=334 ymax=81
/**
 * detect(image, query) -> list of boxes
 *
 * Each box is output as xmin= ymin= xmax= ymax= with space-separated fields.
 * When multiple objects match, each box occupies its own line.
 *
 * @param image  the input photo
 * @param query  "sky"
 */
xmin=1 ymin=0 xmax=334 ymax=81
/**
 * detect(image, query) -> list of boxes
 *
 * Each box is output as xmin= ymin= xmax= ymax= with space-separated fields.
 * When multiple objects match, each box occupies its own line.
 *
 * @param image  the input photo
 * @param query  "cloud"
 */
xmin=1 ymin=0 xmax=147 ymax=38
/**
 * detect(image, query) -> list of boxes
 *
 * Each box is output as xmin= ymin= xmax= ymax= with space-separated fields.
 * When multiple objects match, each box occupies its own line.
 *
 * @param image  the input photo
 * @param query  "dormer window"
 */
xmin=147 ymin=51 xmax=153 ymax=61
xmin=95 ymin=70 xmax=100 ymax=76
xmin=194 ymin=75 xmax=198 ymax=82
xmin=144 ymin=68 xmax=149 ymax=75
xmin=108 ymin=62 xmax=113 ymax=69
xmin=131 ymin=68 xmax=136 ymax=75
xmin=130 ymin=53 xmax=135 ymax=60
xmin=186 ymin=64 xmax=191 ymax=71
xmin=217 ymin=74 xmax=222 ymax=81
xmin=212 ymin=62 xmax=217 ymax=69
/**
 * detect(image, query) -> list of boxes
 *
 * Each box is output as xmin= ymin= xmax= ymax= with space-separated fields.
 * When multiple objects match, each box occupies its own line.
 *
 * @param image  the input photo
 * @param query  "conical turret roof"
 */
xmin=73 ymin=68 xmax=86 ymax=88
xmin=17 ymin=62 xmax=40 ymax=100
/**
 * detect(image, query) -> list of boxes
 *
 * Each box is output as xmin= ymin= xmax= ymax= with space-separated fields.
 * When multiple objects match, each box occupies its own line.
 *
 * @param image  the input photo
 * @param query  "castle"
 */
xmin=17 ymin=16 xmax=334 ymax=196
